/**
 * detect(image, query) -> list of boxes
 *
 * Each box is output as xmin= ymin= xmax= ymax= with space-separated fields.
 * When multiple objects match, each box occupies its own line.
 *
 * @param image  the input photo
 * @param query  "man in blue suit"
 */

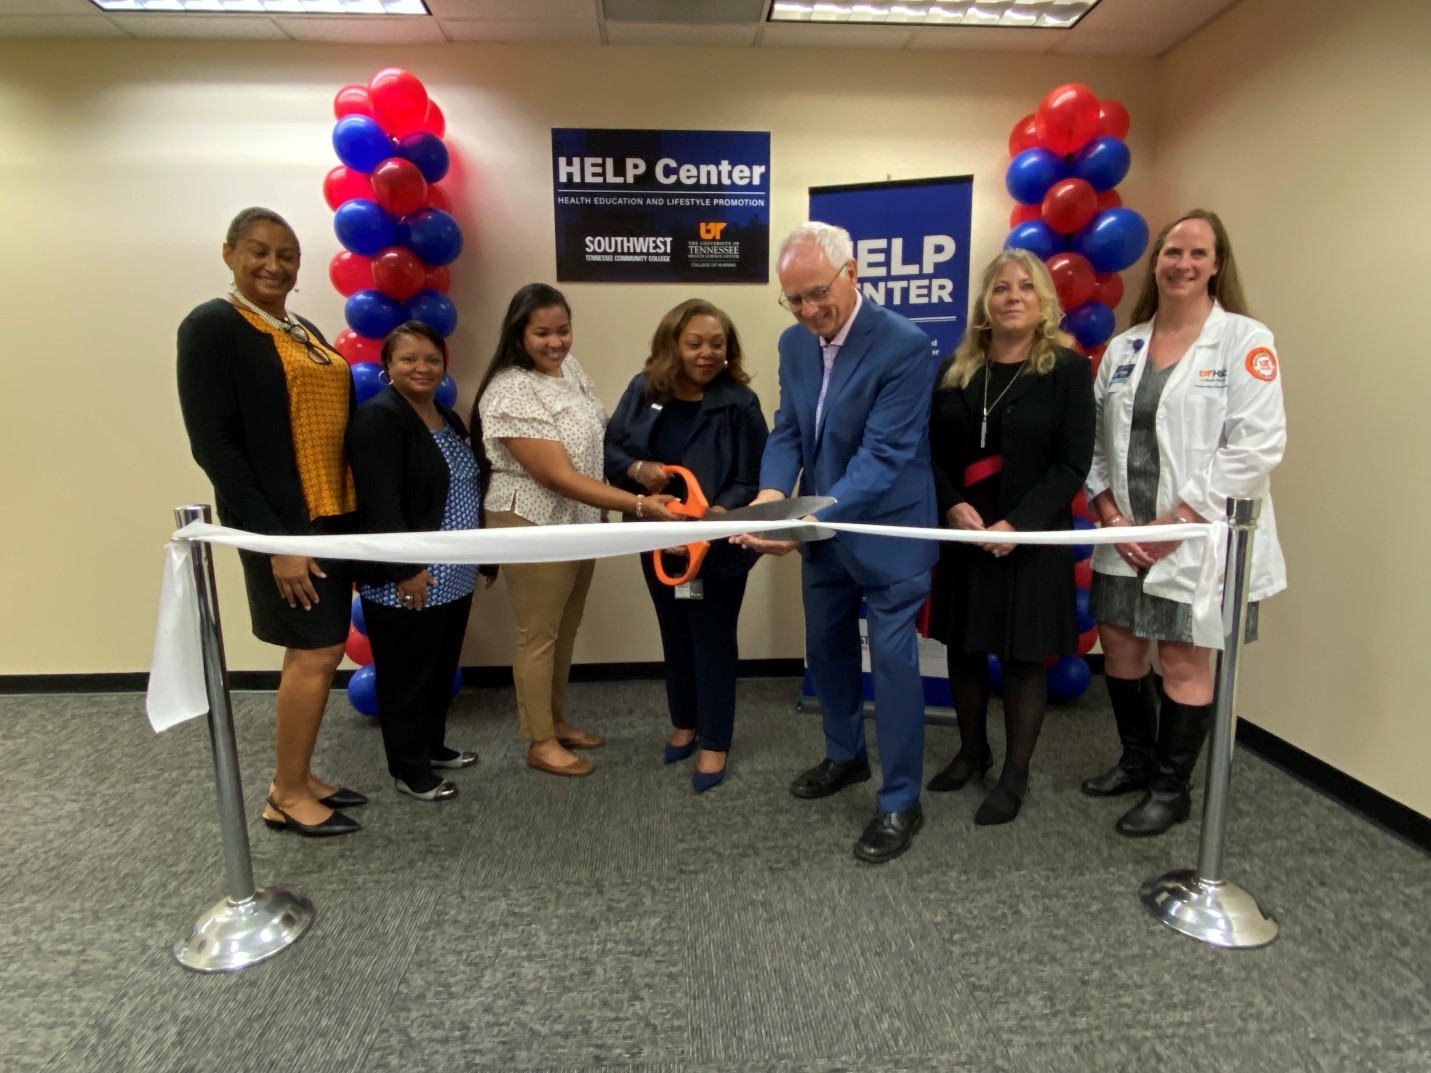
xmin=735 ymin=222 xmax=938 ymax=863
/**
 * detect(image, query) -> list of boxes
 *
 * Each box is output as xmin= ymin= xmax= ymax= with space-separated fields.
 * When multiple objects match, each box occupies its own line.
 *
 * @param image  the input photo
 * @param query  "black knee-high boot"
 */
xmin=1115 ymin=693 xmax=1212 ymax=837
xmin=1081 ymin=672 xmax=1158 ymax=796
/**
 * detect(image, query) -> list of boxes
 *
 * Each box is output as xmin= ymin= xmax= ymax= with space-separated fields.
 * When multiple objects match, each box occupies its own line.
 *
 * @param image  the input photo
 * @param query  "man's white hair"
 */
xmin=776 ymin=221 xmax=854 ymax=270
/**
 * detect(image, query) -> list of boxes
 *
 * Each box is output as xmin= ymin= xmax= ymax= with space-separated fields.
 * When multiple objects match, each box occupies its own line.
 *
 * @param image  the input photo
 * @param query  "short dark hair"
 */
xmin=470 ymin=283 xmax=571 ymax=425
xmin=225 ymin=207 xmax=298 ymax=251
xmin=381 ymin=320 xmax=448 ymax=369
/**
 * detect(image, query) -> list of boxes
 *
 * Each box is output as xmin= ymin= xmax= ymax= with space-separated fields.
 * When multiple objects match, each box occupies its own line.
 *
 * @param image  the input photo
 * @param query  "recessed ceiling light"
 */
xmin=89 ymin=0 xmax=430 ymax=13
xmin=768 ymin=0 xmax=1098 ymax=27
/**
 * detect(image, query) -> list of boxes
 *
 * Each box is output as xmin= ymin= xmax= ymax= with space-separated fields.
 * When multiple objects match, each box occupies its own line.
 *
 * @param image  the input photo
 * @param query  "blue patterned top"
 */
xmin=359 ymin=425 xmax=481 ymax=609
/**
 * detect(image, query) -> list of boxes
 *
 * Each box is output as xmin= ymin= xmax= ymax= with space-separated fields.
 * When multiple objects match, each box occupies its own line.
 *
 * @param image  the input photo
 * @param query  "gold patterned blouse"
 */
xmin=234 ymin=306 xmax=356 ymax=520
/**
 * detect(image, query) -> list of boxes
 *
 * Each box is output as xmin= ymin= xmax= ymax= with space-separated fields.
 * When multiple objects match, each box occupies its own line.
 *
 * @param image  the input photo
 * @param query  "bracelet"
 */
xmin=1105 ymin=513 xmax=1125 ymax=525
xmin=635 ymin=494 xmax=645 ymax=519
xmin=633 ymin=460 xmax=645 ymax=481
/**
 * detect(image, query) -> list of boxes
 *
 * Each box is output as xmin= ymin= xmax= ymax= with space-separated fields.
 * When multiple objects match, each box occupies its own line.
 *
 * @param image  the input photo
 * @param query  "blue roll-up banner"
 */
xmin=802 ymin=176 xmax=975 ymax=710
xmin=552 ymin=128 xmax=770 ymax=283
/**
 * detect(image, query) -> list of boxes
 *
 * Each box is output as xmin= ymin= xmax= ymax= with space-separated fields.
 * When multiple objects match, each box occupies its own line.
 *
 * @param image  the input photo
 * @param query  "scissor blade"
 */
xmin=718 ymin=496 xmax=835 ymax=523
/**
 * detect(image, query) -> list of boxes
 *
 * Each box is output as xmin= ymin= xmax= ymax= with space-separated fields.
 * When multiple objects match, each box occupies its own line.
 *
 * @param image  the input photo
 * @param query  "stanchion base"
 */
xmin=1140 ymin=870 xmax=1277 ymax=949
xmin=174 ymin=887 xmax=315 ymax=972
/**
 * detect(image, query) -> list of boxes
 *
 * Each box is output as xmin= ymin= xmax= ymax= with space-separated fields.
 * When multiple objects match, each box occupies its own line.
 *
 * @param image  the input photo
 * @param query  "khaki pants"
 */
xmin=487 ymin=510 xmax=596 ymax=741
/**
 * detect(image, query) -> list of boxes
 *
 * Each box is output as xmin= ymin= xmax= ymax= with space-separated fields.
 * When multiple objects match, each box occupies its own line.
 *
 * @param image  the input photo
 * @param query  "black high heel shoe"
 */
xmin=974 ymin=770 xmax=1029 ymax=826
xmin=263 ymin=795 xmax=361 ymax=837
xmin=926 ymin=749 xmax=993 ymax=792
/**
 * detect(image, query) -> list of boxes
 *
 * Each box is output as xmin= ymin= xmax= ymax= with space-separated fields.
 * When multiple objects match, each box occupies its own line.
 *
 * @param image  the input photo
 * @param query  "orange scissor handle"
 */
xmin=651 ymin=465 xmax=710 ymax=586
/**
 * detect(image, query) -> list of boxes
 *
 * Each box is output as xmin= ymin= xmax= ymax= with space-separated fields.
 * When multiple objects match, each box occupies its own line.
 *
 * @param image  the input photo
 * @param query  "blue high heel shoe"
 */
xmin=692 ymin=768 xmax=726 ymax=794
xmin=664 ymin=738 xmax=698 ymax=764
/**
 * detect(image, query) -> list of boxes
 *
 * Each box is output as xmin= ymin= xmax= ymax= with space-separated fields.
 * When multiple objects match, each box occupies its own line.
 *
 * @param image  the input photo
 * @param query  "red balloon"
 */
xmin=1041 ymin=177 xmax=1098 ymax=235
xmin=423 ymin=265 xmax=451 ymax=294
xmin=322 ymin=165 xmax=372 ymax=211
xmin=419 ymin=100 xmax=446 ymax=139
xmin=1090 ymin=353 xmax=1103 ymax=378
xmin=372 ymin=246 xmax=425 ymax=301
xmin=1093 ymin=272 xmax=1124 ymax=309
xmin=1096 ymin=189 xmax=1123 ymax=213
xmin=1046 ymin=251 xmax=1096 ymax=310
xmin=1096 ymin=98 xmax=1130 ymax=140
xmin=333 ymin=84 xmax=372 ymax=120
xmin=345 ymin=625 xmax=373 ymax=666
xmin=1008 ymin=112 xmax=1040 ymax=157
xmin=425 ymin=183 xmax=452 ymax=213
xmin=1010 ymin=203 xmax=1042 ymax=228
xmin=368 ymin=67 xmax=429 ymax=137
xmin=1071 ymin=489 xmax=1094 ymax=520
xmin=1074 ymin=558 xmax=1093 ymax=589
xmin=1034 ymin=82 xmax=1100 ymax=155
xmin=329 ymin=251 xmax=373 ymax=296
xmin=1077 ymin=627 xmax=1098 ymax=657
xmin=1088 ymin=344 xmax=1107 ymax=360
xmin=370 ymin=157 xmax=428 ymax=218
xmin=335 ymin=329 xmax=382 ymax=365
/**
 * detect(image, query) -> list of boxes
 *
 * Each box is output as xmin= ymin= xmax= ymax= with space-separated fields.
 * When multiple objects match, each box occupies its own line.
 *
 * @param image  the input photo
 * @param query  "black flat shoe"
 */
xmin=318 ymin=787 xmax=368 ymax=808
xmin=853 ymin=805 xmax=924 ymax=863
xmin=926 ymin=749 xmax=993 ymax=793
xmin=263 ymin=796 xmax=361 ymax=837
xmin=790 ymin=758 xmax=871 ymax=800
xmin=432 ymin=749 xmax=479 ymax=770
xmin=974 ymin=772 xmax=1028 ymax=826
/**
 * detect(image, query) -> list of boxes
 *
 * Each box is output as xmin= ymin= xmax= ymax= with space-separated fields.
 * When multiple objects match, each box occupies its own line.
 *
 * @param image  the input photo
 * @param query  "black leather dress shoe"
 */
xmin=319 ymin=787 xmax=368 ymax=809
xmin=853 ymin=805 xmax=924 ymax=863
xmin=789 ymin=758 xmax=871 ymax=800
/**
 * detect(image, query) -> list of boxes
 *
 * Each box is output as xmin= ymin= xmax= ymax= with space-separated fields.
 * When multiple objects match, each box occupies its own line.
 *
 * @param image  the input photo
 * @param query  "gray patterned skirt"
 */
xmin=1090 ymin=572 xmax=1259 ymax=645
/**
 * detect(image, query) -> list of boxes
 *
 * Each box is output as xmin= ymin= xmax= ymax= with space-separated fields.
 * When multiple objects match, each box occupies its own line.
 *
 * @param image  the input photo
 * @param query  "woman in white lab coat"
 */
xmin=1082 ymin=209 xmax=1287 ymax=837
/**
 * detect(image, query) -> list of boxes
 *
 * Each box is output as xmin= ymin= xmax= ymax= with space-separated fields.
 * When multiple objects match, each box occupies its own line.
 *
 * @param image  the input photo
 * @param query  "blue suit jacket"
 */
xmin=759 ymin=298 xmax=938 ymax=588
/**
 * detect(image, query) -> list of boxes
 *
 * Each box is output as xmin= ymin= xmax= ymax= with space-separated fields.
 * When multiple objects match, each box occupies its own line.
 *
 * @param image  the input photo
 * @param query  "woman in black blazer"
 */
xmin=346 ymin=321 xmax=489 ymax=802
xmin=926 ymin=250 xmax=1095 ymax=825
xmin=605 ymin=299 xmax=769 ymax=793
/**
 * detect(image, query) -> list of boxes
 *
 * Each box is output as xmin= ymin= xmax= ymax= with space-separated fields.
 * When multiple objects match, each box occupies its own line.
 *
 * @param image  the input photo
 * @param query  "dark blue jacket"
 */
xmin=604 ymin=372 xmax=769 ymax=580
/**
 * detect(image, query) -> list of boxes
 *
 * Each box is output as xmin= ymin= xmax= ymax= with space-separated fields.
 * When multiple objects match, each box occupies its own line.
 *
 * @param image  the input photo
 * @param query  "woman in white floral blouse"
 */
xmin=473 ymin=284 xmax=678 ymax=778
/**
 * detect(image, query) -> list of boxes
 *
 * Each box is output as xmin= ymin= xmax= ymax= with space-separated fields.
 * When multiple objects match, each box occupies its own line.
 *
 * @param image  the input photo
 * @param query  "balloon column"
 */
xmin=1004 ymin=84 xmax=1149 ymax=702
xmin=325 ymin=68 xmax=461 ymax=411
xmin=345 ymin=596 xmax=378 ymax=717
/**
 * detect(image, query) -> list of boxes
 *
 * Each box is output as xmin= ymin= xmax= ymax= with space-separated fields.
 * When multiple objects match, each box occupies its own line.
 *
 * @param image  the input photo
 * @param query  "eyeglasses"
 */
xmin=285 ymin=322 xmax=333 ymax=366
xmin=778 ymin=266 xmax=847 ymax=312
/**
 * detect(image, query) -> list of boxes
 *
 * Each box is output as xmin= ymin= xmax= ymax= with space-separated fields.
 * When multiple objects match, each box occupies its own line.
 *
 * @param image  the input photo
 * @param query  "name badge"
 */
xmin=674 ymin=580 xmax=704 ymax=601
xmin=1110 ymin=363 xmax=1135 ymax=386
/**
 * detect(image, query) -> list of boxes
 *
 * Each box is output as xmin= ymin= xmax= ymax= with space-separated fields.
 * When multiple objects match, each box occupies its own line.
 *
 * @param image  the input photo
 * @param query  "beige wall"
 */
xmin=1154 ymin=0 xmax=1431 ymax=814
xmin=0 ymin=39 xmax=1156 ymax=674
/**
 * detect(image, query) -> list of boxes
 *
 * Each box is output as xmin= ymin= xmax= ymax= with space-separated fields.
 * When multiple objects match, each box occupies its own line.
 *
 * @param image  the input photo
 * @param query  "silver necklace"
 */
xmin=980 ymin=359 xmax=1026 ymax=449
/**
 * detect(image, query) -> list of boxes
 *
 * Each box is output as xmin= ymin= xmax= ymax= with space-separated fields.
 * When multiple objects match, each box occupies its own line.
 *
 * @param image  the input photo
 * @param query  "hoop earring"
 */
xmin=378 ymin=369 xmax=392 ymax=386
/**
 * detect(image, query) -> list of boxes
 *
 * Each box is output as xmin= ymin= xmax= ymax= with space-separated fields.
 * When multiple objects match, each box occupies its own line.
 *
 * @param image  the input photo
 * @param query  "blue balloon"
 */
xmin=399 ymin=208 xmax=463 ymax=267
xmin=333 ymin=199 xmax=397 ymax=257
xmin=1005 ymin=148 xmax=1067 ymax=205
xmin=450 ymin=666 xmax=463 ymax=698
xmin=1072 ymin=515 xmax=1094 ymax=561
xmin=396 ymin=131 xmax=450 ymax=183
xmin=1047 ymin=655 xmax=1092 ymax=702
xmin=333 ymin=115 xmax=395 ymax=175
xmin=1069 ymin=208 xmax=1150 ymax=274
xmin=1005 ymin=220 xmax=1061 ymax=262
xmin=986 ymin=653 xmax=1003 ymax=693
xmin=435 ymin=375 xmax=457 ymax=409
xmin=1074 ymin=587 xmax=1095 ymax=633
xmin=350 ymin=595 xmax=367 ymax=636
xmin=405 ymin=288 xmax=458 ymax=338
xmin=1070 ymin=137 xmax=1131 ymax=193
xmin=346 ymin=289 xmax=405 ymax=340
xmin=347 ymin=663 xmax=378 ymax=717
xmin=1066 ymin=301 xmax=1116 ymax=350
xmin=350 ymin=360 xmax=384 ymax=405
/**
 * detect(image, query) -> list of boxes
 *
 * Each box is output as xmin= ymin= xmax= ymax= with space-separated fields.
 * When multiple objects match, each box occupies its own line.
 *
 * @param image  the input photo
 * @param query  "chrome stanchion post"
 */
xmin=171 ymin=504 xmax=315 ymax=972
xmin=1140 ymin=497 xmax=1278 ymax=949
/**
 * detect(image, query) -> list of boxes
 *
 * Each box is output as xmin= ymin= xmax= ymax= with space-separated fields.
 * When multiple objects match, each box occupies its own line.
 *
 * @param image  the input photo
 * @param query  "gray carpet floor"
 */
xmin=0 ymin=678 xmax=1427 ymax=1073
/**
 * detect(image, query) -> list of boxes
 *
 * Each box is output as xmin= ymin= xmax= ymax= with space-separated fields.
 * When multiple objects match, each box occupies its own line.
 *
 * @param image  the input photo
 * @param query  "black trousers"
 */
xmin=361 ymin=592 xmax=472 ymax=785
xmin=642 ymin=559 xmax=748 ymax=752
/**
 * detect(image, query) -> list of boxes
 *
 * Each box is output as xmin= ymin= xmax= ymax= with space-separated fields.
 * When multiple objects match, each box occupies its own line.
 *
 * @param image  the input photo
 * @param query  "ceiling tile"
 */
xmin=0 ymin=14 xmax=122 ymax=35
xmin=1073 ymin=0 xmax=1237 ymax=35
xmin=275 ymin=14 xmax=444 ymax=43
xmin=606 ymin=21 xmax=756 ymax=46
xmin=906 ymin=26 xmax=1064 ymax=51
xmin=759 ymin=23 xmax=913 ymax=49
xmin=1050 ymin=28 xmax=1178 ymax=55
xmin=107 ymin=14 xmax=288 ymax=39
xmin=425 ymin=0 xmax=594 ymax=18
xmin=441 ymin=17 xmax=600 ymax=41
xmin=603 ymin=0 xmax=764 ymax=23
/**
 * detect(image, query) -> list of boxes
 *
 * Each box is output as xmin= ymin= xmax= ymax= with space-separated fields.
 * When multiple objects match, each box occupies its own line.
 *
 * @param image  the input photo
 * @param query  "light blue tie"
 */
xmin=815 ymin=342 xmax=838 ymax=429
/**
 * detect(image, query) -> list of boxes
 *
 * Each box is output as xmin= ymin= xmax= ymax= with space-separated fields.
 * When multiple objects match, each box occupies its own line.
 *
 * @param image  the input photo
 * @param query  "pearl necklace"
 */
xmin=228 ymin=285 xmax=331 ymax=364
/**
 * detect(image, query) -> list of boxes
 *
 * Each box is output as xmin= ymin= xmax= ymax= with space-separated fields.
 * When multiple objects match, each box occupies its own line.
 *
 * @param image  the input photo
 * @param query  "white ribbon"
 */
xmin=147 ymin=517 xmax=1225 ymax=732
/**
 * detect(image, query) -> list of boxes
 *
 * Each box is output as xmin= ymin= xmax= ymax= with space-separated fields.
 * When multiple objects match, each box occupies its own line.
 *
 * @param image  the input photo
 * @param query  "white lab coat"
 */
xmin=1086 ymin=302 xmax=1287 ymax=605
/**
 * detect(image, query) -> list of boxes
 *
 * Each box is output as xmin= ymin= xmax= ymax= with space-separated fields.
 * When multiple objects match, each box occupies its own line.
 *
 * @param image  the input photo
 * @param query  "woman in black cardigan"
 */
xmin=926 ymin=250 xmax=1095 ymax=825
xmin=177 ymin=206 xmax=363 ymax=838
xmin=604 ymin=299 xmax=769 ymax=793
xmin=347 ymin=321 xmax=490 ymax=802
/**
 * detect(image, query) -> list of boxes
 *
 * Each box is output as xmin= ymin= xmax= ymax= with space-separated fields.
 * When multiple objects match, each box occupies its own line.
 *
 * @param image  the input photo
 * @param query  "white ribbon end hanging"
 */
xmin=146 ymin=542 xmax=210 ymax=733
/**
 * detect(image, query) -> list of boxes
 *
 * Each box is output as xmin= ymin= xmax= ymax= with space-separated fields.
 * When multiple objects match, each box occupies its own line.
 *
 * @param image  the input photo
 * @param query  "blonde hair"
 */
xmin=941 ymin=249 xmax=1073 ymax=389
xmin=1129 ymin=209 xmax=1250 ymax=324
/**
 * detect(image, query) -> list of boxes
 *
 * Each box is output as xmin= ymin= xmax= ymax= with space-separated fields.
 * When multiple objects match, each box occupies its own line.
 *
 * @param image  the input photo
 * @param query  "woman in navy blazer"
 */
xmin=605 ymin=299 xmax=768 ymax=792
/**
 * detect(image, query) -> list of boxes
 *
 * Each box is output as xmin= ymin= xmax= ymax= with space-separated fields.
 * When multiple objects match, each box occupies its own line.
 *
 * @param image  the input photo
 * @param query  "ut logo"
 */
xmin=699 ymin=221 xmax=728 ymax=240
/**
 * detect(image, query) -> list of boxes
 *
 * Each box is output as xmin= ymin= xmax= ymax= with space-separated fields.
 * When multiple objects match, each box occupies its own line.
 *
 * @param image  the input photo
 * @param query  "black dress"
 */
xmin=928 ymin=348 xmax=1096 ymax=662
